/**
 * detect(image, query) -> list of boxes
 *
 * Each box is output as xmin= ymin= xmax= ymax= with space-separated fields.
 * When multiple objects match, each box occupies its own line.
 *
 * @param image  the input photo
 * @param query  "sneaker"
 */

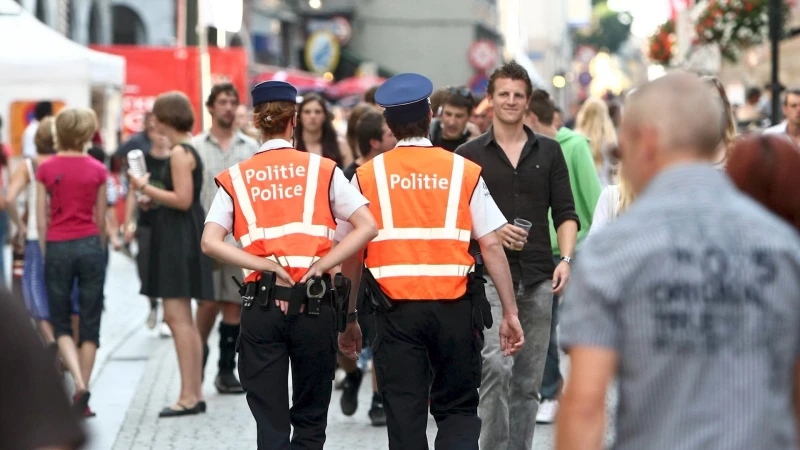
xmin=340 ymin=368 xmax=363 ymax=416
xmin=368 ymin=394 xmax=387 ymax=427
xmin=159 ymin=322 xmax=172 ymax=338
xmin=146 ymin=306 xmax=158 ymax=330
xmin=536 ymin=399 xmax=558 ymax=424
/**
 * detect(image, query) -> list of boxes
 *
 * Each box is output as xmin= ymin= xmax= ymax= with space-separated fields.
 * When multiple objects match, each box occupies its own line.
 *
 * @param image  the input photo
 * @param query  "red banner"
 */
xmin=90 ymin=45 xmax=248 ymax=139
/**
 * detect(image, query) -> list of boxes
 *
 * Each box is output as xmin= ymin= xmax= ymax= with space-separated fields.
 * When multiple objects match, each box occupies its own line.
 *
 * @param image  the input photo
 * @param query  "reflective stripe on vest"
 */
xmin=370 ymin=264 xmax=474 ymax=279
xmin=228 ymin=154 xmax=334 ymax=247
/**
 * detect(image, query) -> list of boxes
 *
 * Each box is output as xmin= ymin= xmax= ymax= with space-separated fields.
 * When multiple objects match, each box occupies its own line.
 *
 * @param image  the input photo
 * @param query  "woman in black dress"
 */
xmin=128 ymin=91 xmax=213 ymax=417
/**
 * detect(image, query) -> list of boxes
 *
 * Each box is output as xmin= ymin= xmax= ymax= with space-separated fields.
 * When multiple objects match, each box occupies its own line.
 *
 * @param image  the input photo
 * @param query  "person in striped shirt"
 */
xmin=556 ymin=72 xmax=800 ymax=450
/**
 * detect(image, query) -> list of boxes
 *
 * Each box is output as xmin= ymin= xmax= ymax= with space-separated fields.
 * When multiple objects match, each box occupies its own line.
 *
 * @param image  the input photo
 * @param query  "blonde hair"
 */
xmin=575 ymin=98 xmax=617 ymax=170
xmin=617 ymin=170 xmax=635 ymax=214
xmin=54 ymin=107 xmax=97 ymax=152
xmin=34 ymin=116 xmax=56 ymax=154
xmin=701 ymin=75 xmax=737 ymax=159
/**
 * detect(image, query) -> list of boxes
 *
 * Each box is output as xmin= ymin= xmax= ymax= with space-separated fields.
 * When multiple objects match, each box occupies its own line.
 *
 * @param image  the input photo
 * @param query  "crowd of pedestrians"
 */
xmin=1 ymin=62 xmax=800 ymax=450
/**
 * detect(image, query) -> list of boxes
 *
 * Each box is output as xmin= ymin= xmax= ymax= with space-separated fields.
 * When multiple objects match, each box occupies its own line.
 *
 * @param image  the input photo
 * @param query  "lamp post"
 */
xmin=769 ymin=0 xmax=782 ymax=124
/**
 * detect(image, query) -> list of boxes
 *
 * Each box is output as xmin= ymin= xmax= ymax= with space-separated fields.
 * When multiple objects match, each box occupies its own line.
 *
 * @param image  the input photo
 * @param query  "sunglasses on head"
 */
xmin=447 ymin=86 xmax=474 ymax=100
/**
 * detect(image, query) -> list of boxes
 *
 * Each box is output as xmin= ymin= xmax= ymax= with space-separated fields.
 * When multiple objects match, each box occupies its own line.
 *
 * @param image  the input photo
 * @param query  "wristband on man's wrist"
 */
xmin=346 ymin=310 xmax=358 ymax=323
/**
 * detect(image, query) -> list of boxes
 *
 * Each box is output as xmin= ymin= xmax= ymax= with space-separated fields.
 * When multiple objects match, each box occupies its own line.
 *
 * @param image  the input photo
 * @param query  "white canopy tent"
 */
xmin=0 ymin=0 xmax=125 ymax=153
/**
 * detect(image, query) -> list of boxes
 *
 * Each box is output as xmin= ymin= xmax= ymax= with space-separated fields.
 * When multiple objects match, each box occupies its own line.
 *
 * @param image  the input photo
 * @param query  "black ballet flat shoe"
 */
xmin=158 ymin=402 xmax=203 ymax=418
xmin=198 ymin=401 xmax=207 ymax=413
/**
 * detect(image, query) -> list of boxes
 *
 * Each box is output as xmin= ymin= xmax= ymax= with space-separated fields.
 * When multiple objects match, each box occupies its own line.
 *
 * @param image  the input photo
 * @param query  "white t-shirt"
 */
xmin=334 ymin=141 xmax=507 ymax=241
xmin=588 ymin=185 xmax=620 ymax=237
xmin=22 ymin=120 xmax=39 ymax=158
xmin=204 ymin=139 xmax=369 ymax=232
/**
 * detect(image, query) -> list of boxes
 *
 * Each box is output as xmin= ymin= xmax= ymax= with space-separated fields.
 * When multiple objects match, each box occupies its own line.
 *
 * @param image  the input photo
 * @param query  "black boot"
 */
xmin=201 ymin=343 xmax=209 ymax=382
xmin=340 ymin=367 xmax=363 ymax=416
xmin=215 ymin=322 xmax=244 ymax=394
xmin=368 ymin=392 xmax=387 ymax=426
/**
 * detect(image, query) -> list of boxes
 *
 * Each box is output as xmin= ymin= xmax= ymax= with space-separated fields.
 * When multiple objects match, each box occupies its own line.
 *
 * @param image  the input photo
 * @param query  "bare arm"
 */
xmin=553 ymin=219 xmax=578 ymax=295
xmin=478 ymin=230 xmax=517 ymax=316
xmin=96 ymin=183 xmax=107 ymax=248
xmin=341 ymin=249 xmax=364 ymax=315
xmin=36 ymin=182 xmax=47 ymax=255
xmin=201 ymin=222 xmax=294 ymax=286
xmin=5 ymin=163 xmax=30 ymax=240
xmin=555 ymin=346 xmax=618 ymax=450
xmin=300 ymin=205 xmax=377 ymax=283
xmin=478 ymin=230 xmax=524 ymax=356
xmin=130 ymin=145 xmax=194 ymax=211
xmin=123 ymin=187 xmax=137 ymax=243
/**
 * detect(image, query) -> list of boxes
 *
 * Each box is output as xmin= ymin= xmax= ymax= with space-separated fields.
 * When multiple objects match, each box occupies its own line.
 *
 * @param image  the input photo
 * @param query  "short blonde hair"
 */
xmin=34 ymin=117 xmax=56 ymax=154
xmin=54 ymin=107 xmax=97 ymax=152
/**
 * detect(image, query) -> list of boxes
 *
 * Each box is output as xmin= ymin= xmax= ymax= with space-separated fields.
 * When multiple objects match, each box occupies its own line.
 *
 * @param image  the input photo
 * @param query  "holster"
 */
xmin=468 ymin=252 xmax=493 ymax=330
xmin=333 ymin=273 xmax=351 ymax=332
xmin=363 ymin=268 xmax=395 ymax=313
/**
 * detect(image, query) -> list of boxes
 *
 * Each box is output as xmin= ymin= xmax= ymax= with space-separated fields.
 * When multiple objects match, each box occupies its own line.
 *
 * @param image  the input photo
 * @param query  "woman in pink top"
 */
xmin=36 ymin=108 xmax=108 ymax=418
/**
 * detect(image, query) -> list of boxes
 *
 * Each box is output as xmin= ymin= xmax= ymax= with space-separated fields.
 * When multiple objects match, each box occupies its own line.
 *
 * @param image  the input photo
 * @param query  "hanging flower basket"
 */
xmin=649 ymin=19 xmax=677 ymax=66
xmin=693 ymin=0 xmax=795 ymax=63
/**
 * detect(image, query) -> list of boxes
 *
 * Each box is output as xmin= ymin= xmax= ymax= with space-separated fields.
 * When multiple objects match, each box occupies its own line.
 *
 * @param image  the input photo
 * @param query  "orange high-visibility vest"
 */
xmin=215 ymin=148 xmax=337 ymax=283
xmin=356 ymin=146 xmax=482 ymax=300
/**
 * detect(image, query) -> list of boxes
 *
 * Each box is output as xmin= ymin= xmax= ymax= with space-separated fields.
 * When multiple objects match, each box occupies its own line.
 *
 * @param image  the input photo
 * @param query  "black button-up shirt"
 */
xmin=456 ymin=125 xmax=579 ymax=287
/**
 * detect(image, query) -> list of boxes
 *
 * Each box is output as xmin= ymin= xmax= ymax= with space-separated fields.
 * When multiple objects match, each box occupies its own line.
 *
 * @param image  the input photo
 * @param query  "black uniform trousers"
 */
xmin=237 ymin=302 xmax=337 ymax=450
xmin=372 ymin=295 xmax=484 ymax=450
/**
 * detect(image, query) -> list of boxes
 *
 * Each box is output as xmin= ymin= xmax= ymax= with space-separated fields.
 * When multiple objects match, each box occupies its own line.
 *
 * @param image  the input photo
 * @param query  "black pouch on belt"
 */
xmin=363 ymin=268 xmax=395 ymax=313
xmin=256 ymin=271 xmax=276 ymax=309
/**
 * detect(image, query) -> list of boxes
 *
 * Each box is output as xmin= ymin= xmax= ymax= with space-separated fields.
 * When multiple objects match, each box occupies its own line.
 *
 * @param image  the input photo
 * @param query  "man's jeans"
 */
xmin=541 ymin=256 xmax=565 ymax=401
xmin=479 ymin=277 xmax=553 ymax=449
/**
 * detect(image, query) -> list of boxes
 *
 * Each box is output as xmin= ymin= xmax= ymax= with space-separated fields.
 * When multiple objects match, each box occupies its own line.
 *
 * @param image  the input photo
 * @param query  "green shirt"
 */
xmin=550 ymin=127 xmax=602 ymax=256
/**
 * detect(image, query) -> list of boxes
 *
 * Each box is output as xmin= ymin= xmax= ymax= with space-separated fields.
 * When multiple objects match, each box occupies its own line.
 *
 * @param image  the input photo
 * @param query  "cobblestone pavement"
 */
xmin=82 ymin=251 xmax=613 ymax=449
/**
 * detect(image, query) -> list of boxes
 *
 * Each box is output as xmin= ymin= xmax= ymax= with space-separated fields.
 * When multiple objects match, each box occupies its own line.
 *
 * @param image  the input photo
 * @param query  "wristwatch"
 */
xmin=346 ymin=310 xmax=358 ymax=323
xmin=560 ymin=256 xmax=573 ymax=265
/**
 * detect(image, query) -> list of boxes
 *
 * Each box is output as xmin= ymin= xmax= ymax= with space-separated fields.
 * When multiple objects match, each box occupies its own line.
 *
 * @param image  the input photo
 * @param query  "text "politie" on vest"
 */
xmin=245 ymin=164 xmax=306 ymax=202
xmin=390 ymin=173 xmax=449 ymax=190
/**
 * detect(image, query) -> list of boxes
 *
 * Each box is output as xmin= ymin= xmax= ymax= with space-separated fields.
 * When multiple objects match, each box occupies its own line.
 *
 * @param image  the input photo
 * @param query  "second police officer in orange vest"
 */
xmin=336 ymin=73 xmax=525 ymax=450
xmin=201 ymin=80 xmax=378 ymax=449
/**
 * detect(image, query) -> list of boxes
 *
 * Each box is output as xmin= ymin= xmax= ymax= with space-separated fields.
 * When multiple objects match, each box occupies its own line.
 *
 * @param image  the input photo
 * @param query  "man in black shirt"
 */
xmin=456 ymin=61 xmax=579 ymax=449
xmin=431 ymin=87 xmax=478 ymax=151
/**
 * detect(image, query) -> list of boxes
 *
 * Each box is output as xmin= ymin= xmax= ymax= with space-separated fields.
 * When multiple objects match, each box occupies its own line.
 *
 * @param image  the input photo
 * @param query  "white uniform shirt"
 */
xmin=205 ymin=139 xmax=369 ymax=232
xmin=334 ymin=137 xmax=507 ymax=241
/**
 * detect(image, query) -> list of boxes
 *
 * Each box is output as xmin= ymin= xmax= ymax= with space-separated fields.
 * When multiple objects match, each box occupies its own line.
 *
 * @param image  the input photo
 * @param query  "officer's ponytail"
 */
xmin=253 ymin=101 xmax=296 ymax=139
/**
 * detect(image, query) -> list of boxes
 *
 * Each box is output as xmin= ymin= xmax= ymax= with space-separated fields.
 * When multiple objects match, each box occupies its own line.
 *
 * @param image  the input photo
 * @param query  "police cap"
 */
xmin=374 ymin=73 xmax=434 ymax=124
xmin=251 ymin=80 xmax=298 ymax=106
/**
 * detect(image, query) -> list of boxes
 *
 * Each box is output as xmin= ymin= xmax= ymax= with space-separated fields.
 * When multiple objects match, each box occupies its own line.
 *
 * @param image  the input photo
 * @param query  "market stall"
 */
xmin=0 ymin=0 xmax=125 ymax=155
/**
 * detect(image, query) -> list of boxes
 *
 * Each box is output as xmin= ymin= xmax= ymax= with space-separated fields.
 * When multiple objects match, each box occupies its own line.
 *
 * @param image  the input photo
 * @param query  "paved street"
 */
xmin=79 ymin=251 xmax=614 ymax=449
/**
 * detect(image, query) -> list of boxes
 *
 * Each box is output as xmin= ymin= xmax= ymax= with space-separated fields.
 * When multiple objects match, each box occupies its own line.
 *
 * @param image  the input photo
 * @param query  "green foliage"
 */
xmin=573 ymin=1 xmax=633 ymax=54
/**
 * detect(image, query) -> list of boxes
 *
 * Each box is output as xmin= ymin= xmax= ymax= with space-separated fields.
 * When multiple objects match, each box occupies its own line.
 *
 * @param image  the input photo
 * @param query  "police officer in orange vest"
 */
xmin=201 ymin=80 xmax=378 ymax=449
xmin=335 ymin=73 xmax=525 ymax=450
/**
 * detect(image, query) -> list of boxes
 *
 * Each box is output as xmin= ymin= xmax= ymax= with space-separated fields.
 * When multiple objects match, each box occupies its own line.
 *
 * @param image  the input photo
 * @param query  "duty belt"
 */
xmin=233 ymin=271 xmax=352 ymax=331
